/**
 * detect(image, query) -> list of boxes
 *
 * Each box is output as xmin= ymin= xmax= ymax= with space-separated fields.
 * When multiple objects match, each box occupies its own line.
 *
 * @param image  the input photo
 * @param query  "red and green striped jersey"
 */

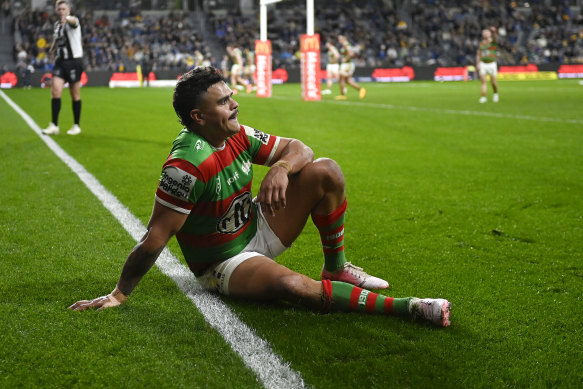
xmin=155 ymin=125 xmax=281 ymax=275
xmin=479 ymin=40 xmax=498 ymax=63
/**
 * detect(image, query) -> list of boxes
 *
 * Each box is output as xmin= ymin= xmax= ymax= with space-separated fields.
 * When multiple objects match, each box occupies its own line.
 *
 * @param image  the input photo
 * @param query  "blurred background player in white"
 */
xmin=243 ymin=47 xmax=256 ymax=92
xmin=476 ymin=26 xmax=499 ymax=103
xmin=322 ymin=41 xmax=340 ymax=95
xmin=226 ymin=43 xmax=251 ymax=94
xmin=42 ymin=0 xmax=84 ymax=136
xmin=335 ymin=35 xmax=366 ymax=100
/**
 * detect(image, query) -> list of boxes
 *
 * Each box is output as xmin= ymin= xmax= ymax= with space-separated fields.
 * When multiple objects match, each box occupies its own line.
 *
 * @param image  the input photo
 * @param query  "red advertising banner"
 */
xmin=255 ymin=40 xmax=272 ymax=98
xmin=558 ymin=64 xmax=583 ymax=78
xmin=434 ymin=67 xmax=468 ymax=81
xmin=372 ymin=66 xmax=415 ymax=82
xmin=300 ymin=34 xmax=321 ymax=101
xmin=0 ymin=71 xmax=18 ymax=88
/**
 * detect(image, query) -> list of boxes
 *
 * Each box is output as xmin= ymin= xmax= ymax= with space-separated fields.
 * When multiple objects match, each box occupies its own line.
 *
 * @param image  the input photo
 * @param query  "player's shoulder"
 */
xmin=170 ymin=129 xmax=214 ymax=165
xmin=241 ymin=124 xmax=272 ymax=146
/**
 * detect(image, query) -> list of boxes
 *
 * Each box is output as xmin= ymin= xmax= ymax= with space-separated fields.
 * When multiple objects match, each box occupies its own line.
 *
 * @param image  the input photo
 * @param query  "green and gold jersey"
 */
xmin=245 ymin=50 xmax=254 ymax=66
xmin=340 ymin=44 xmax=353 ymax=64
xmin=230 ymin=47 xmax=243 ymax=65
xmin=328 ymin=45 xmax=340 ymax=64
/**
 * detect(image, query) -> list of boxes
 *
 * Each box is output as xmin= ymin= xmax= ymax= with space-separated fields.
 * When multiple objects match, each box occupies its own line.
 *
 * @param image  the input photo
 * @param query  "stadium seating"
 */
xmin=7 ymin=0 xmax=583 ymax=74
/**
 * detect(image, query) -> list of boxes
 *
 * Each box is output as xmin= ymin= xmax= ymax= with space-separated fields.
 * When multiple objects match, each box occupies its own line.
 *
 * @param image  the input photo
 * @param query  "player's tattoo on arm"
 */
xmin=118 ymin=243 xmax=165 ymax=296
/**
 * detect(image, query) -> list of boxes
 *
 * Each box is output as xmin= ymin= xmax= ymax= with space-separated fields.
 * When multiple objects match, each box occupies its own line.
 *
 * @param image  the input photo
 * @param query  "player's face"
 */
xmin=198 ymin=81 xmax=240 ymax=142
xmin=56 ymin=3 xmax=70 ymax=18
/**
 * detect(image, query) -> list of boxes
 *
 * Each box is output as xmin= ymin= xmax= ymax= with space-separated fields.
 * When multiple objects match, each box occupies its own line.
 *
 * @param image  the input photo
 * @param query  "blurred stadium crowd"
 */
xmin=6 ymin=0 xmax=583 ymax=76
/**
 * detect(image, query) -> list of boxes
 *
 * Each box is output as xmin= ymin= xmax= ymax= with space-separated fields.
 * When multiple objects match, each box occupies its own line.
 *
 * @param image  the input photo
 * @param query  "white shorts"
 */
xmin=339 ymin=62 xmax=355 ymax=77
xmin=231 ymin=64 xmax=243 ymax=76
xmin=244 ymin=65 xmax=256 ymax=76
xmin=196 ymin=203 xmax=288 ymax=295
xmin=326 ymin=63 xmax=339 ymax=78
xmin=479 ymin=61 xmax=497 ymax=77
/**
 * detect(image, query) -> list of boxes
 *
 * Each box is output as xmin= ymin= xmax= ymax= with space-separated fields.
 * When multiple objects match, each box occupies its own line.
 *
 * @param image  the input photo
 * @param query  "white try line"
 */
xmin=0 ymin=90 xmax=305 ymax=389
xmin=272 ymin=96 xmax=583 ymax=126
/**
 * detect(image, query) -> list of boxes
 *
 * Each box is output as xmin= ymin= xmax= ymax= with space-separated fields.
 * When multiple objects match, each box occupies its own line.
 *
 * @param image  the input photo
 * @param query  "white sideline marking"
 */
xmin=0 ymin=90 xmax=305 ymax=389
xmin=272 ymin=96 xmax=583 ymax=125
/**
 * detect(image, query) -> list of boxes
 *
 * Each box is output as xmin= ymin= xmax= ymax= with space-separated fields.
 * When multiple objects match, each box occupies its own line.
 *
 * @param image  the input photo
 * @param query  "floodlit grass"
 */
xmin=1 ymin=79 xmax=582 ymax=388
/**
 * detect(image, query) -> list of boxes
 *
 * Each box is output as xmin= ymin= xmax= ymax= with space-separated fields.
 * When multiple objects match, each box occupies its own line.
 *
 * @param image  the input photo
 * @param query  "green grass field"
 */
xmin=1 ymin=79 xmax=582 ymax=388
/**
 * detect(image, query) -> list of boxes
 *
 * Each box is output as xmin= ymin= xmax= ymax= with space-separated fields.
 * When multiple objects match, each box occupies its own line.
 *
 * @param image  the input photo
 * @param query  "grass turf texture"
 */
xmin=1 ymin=79 xmax=582 ymax=387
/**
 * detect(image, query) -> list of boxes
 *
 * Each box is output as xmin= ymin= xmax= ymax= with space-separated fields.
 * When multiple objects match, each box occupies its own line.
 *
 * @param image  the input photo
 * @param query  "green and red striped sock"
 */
xmin=312 ymin=199 xmax=347 ymax=272
xmin=321 ymin=280 xmax=411 ymax=316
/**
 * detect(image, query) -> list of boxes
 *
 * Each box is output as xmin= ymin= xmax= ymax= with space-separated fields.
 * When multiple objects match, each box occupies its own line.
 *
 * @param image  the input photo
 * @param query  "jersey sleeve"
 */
xmin=69 ymin=17 xmax=80 ymax=28
xmin=242 ymin=125 xmax=281 ymax=166
xmin=155 ymin=159 xmax=201 ymax=214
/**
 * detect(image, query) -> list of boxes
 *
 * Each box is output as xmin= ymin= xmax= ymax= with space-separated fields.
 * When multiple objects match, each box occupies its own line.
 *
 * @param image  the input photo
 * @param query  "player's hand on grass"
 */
xmin=68 ymin=287 xmax=127 ymax=311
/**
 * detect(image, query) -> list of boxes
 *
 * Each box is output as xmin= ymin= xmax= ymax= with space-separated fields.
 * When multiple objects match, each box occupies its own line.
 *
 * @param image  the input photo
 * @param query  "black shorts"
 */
xmin=52 ymin=58 xmax=84 ymax=84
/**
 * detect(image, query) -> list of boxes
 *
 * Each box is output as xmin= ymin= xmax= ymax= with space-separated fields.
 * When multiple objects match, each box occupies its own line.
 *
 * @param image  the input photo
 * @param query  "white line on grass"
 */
xmin=0 ymin=90 xmax=305 ymax=389
xmin=272 ymin=96 xmax=583 ymax=126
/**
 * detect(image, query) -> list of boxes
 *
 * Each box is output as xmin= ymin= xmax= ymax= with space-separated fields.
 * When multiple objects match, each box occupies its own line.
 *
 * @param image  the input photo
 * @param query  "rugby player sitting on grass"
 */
xmin=69 ymin=66 xmax=451 ymax=327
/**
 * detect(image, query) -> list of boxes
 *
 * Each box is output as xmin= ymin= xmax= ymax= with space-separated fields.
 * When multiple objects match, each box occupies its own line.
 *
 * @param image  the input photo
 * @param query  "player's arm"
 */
xmin=48 ymin=39 xmax=56 ymax=55
xmin=476 ymin=45 xmax=481 ymax=69
xmin=48 ymin=25 xmax=57 ymax=55
xmin=68 ymin=202 xmax=188 ymax=311
xmin=63 ymin=15 xmax=79 ymax=27
xmin=490 ymin=26 xmax=498 ymax=41
xmin=256 ymin=137 xmax=314 ymax=215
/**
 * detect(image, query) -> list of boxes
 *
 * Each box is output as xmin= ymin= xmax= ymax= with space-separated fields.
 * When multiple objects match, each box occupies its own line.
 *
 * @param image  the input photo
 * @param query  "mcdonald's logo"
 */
xmin=301 ymin=34 xmax=320 ymax=51
xmin=255 ymin=40 xmax=272 ymax=55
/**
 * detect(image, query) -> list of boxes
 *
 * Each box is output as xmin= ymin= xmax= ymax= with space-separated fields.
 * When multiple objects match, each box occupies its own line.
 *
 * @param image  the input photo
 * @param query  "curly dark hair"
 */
xmin=172 ymin=66 xmax=226 ymax=129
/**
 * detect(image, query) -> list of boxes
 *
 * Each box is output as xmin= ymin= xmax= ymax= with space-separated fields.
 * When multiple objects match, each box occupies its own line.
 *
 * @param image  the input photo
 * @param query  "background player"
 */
xmin=42 ymin=0 xmax=84 ymax=136
xmin=476 ymin=26 xmax=499 ymax=103
xmin=335 ymin=35 xmax=366 ymax=100
xmin=322 ymin=40 xmax=340 ymax=95
xmin=226 ymin=44 xmax=251 ymax=94
xmin=243 ymin=47 xmax=256 ymax=92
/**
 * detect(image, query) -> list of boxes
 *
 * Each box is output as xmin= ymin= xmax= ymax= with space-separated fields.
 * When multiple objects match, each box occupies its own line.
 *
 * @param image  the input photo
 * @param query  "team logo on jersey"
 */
xmin=215 ymin=177 xmax=222 ymax=196
xmin=241 ymin=159 xmax=251 ymax=175
xmin=217 ymin=192 xmax=253 ymax=234
xmin=243 ymin=125 xmax=270 ymax=145
xmin=195 ymin=139 xmax=204 ymax=151
xmin=227 ymin=171 xmax=239 ymax=185
xmin=159 ymin=166 xmax=195 ymax=202
xmin=252 ymin=129 xmax=269 ymax=144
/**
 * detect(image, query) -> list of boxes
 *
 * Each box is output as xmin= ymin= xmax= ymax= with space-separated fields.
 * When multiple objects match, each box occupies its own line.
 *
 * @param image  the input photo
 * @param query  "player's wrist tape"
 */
xmin=109 ymin=286 xmax=128 ymax=304
xmin=272 ymin=160 xmax=293 ymax=175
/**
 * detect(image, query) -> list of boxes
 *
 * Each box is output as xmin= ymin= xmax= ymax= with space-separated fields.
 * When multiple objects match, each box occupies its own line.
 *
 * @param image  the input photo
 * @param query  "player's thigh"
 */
xmin=228 ymin=255 xmax=317 ymax=300
xmin=265 ymin=158 xmax=345 ymax=245
xmin=51 ymin=77 xmax=65 ymax=97
xmin=489 ymin=65 xmax=498 ymax=80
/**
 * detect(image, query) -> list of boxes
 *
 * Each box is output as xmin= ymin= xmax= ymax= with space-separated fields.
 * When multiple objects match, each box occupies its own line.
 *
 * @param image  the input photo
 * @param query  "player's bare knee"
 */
xmin=312 ymin=158 xmax=345 ymax=193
